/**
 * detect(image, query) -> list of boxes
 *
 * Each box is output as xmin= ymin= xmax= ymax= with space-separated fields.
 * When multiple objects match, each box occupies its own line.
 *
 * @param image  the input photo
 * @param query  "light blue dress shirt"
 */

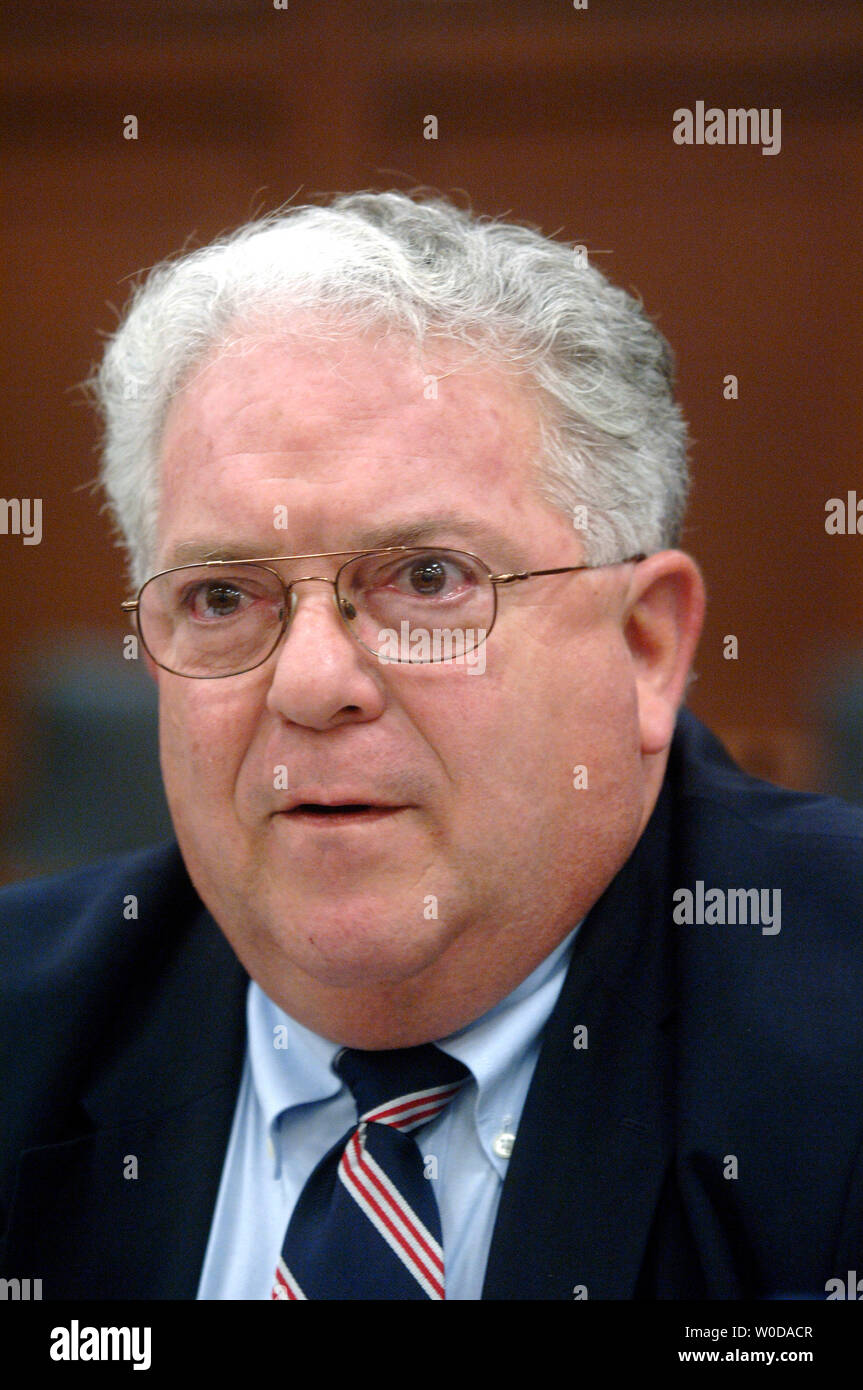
xmin=197 ymin=924 xmax=579 ymax=1300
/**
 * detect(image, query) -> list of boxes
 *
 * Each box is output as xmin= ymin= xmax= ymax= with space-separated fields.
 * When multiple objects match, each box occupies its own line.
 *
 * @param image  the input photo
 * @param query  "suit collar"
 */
xmin=79 ymin=901 xmax=247 ymax=1130
xmin=5 ymin=892 xmax=247 ymax=1298
xmin=482 ymin=774 xmax=677 ymax=1298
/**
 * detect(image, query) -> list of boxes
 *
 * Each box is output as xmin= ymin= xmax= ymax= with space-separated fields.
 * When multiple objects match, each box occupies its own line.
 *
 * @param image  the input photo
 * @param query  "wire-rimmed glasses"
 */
xmin=120 ymin=546 xmax=645 ymax=678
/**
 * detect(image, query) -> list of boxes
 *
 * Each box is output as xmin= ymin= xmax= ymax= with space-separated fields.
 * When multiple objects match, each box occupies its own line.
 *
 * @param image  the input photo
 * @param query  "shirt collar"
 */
xmin=435 ymin=925 xmax=579 ymax=1174
xmin=247 ymin=922 xmax=580 ymax=1171
xmin=247 ymin=987 xmax=342 ymax=1140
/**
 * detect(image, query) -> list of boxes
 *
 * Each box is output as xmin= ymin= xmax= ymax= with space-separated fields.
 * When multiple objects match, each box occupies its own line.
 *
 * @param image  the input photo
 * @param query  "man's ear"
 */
xmin=622 ymin=551 xmax=706 ymax=757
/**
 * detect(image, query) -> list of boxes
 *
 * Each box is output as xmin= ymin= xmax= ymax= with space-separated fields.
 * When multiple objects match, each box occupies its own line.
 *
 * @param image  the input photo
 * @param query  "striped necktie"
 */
xmin=273 ymin=1044 xmax=470 ymax=1300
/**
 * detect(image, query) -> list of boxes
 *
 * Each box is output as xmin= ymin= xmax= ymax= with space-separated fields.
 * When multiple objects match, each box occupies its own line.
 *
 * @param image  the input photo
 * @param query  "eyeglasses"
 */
xmin=120 ymin=546 xmax=645 ymax=678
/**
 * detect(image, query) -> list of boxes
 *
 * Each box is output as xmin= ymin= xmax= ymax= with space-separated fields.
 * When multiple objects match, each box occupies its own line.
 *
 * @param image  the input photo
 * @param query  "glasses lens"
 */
xmin=139 ymin=565 xmax=284 ymax=676
xmin=339 ymin=549 xmax=493 ymax=662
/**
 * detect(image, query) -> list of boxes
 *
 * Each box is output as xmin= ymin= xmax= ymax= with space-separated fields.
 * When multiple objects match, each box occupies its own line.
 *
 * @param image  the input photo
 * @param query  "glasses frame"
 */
xmin=121 ymin=545 xmax=646 ymax=678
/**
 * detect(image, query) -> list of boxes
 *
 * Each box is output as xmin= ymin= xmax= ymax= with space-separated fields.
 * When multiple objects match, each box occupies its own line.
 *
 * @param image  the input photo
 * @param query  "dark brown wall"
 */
xmin=2 ymin=0 xmax=862 ymax=870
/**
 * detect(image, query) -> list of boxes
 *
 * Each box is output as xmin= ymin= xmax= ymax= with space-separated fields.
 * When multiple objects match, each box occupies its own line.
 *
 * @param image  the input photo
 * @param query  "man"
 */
xmin=1 ymin=191 xmax=861 ymax=1300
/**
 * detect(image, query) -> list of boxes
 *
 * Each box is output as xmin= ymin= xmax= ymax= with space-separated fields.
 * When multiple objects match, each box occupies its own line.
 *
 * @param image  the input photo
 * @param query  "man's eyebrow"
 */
xmin=166 ymin=541 xmax=274 ymax=565
xmin=165 ymin=518 xmax=520 ymax=568
xmin=349 ymin=517 xmax=517 ymax=555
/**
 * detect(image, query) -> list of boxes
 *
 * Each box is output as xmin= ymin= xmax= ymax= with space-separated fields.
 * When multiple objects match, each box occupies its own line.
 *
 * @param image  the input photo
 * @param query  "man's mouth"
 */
xmin=279 ymin=803 xmax=405 ymax=824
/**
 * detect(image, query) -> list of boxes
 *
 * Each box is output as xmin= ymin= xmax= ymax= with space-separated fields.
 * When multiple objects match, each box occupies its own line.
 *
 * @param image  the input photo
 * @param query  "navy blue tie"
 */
xmin=273 ymin=1044 xmax=470 ymax=1300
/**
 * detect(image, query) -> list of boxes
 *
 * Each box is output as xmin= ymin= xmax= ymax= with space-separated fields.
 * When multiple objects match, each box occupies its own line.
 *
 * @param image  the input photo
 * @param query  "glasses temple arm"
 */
xmin=490 ymin=555 xmax=645 ymax=586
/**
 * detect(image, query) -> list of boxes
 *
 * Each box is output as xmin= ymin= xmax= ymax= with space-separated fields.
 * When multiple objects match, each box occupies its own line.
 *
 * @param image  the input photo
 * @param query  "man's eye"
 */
xmin=406 ymin=557 xmax=450 ymax=595
xmin=183 ymin=583 xmax=247 ymax=620
xmin=380 ymin=555 xmax=474 ymax=599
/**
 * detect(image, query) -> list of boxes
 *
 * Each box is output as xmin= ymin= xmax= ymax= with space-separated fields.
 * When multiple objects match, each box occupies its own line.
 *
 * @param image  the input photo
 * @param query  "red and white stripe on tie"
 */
xmin=362 ymin=1080 xmax=465 ymax=1133
xmin=273 ymin=1257 xmax=305 ymax=1300
xmin=271 ymin=1080 xmax=459 ymax=1300
xmin=337 ymin=1126 xmax=445 ymax=1298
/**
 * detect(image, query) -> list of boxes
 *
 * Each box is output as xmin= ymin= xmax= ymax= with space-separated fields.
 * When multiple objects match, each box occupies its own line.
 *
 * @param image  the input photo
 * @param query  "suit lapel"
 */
xmin=482 ymin=783 xmax=676 ymax=1299
xmin=4 ymin=903 xmax=247 ymax=1299
xmin=7 ymin=1086 xmax=241 ymax=1298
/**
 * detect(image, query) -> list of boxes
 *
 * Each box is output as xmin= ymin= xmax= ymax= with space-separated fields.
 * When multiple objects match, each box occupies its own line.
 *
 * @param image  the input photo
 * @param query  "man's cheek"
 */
xmin=159 ymin=696 xmax=231 ymax=802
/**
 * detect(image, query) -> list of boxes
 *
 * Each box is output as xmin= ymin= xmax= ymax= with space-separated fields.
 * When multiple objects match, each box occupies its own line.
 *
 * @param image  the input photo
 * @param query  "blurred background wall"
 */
xmin=1 ymin=0 xmax=861 ymax=881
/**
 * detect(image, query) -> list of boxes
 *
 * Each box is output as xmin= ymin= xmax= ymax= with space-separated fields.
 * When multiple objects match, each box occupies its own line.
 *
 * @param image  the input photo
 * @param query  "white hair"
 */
xmin=91 ymin=190 xmax=690 ymax=588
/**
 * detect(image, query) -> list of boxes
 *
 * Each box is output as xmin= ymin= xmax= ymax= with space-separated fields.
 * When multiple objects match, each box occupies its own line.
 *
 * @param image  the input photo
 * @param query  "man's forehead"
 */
xmin=162 ymin=329 xmax=536 ymax=443
xmin=155 ymin=331 xmax=558 ymax=564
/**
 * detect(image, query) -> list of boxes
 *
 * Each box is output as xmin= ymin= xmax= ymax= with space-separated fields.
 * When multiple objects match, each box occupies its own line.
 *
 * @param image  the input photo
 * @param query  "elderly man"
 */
xmin=1 ymin=192 xmax=861 ymax=1302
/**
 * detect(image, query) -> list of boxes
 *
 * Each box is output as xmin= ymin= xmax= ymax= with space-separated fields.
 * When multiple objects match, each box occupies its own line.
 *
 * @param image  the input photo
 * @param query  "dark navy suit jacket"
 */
xmin=2 ymin=709 xmax=862 ymax=1299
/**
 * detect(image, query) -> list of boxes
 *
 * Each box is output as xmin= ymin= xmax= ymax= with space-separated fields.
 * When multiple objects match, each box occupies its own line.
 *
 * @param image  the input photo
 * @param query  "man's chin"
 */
xmin=282 ymin=914 xmax=452 ymax=987
xmin=223 ymin=893 xmax=459 ymax=1000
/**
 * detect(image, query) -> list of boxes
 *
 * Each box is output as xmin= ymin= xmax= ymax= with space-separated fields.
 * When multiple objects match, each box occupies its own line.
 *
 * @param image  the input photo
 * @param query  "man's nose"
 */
xmin=264 ymin=577 xmax=385 ymax=730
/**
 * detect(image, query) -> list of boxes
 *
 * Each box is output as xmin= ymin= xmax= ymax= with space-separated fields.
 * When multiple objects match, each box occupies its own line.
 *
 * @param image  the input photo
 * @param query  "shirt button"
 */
xmin=493 ymin=1130 xmax=516 ymax=1159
